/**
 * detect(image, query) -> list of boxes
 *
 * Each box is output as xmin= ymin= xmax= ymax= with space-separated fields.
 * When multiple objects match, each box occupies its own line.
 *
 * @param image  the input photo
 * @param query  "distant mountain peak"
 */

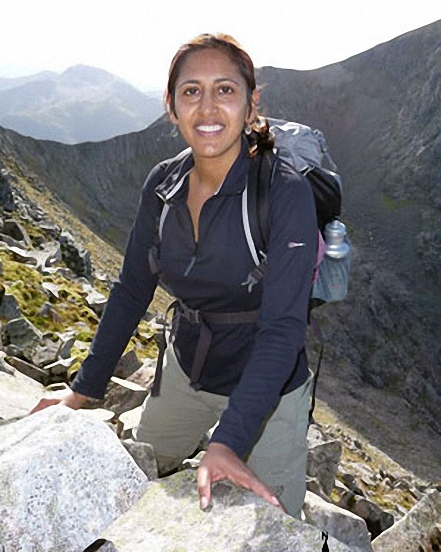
xmin=61 ymin=64 xmax=118 ymax=85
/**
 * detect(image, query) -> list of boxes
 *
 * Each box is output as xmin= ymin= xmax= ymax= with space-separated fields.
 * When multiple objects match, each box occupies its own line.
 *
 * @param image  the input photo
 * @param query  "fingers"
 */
xmin=29 ymin=397 xmax=61 ymax=415
xmin=226 ymin=463 xmax=284 ymax=511
xmin=243 ymin=475 xmax=285 ymax=512
xmin=197 ymin=443 xmax=285 ymax=513
xmin=29 ymin=390 xmax=87 ymax=415
xmin=197 ymin=465 xmax=212 ymax=510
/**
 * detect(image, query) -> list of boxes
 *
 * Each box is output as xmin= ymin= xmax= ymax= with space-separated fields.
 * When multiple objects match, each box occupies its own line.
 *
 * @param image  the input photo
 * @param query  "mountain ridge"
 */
xmin=0 ymin=65 xmax=164 ymax=144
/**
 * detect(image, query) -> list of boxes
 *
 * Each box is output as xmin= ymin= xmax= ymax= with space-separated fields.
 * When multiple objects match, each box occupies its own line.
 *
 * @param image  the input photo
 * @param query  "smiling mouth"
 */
xmin=196 ymin=124 xmax=224 ymax=133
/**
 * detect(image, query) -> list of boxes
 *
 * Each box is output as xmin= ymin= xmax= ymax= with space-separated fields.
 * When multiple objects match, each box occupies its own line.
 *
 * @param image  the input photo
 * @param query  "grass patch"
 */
xmin=381 ymin=193 xmax=415 ymax=212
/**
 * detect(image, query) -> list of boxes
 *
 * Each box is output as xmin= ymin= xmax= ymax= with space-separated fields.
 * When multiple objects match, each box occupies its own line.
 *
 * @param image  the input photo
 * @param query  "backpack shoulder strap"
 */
xmin=245 ymin=151 xmax=276 ymax=264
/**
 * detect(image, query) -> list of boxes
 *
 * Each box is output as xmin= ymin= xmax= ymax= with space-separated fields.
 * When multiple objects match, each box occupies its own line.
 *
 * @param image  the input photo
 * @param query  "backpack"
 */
xmin=244 ymin=119 xmax=352 ymax=423
xmin=244 ymin=118 xmax=351 ymax=308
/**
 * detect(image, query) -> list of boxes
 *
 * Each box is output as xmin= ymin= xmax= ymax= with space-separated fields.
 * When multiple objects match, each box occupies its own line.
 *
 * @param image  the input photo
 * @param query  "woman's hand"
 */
xmin=197 ymin=442 xmax=285 ymax=512
xmin=29 ymin=389 xmax=88 ymax=414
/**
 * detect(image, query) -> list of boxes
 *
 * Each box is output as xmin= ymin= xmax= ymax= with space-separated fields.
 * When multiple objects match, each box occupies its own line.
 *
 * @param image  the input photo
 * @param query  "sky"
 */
xmin=1 ymin=0 xmax=441 ymax=92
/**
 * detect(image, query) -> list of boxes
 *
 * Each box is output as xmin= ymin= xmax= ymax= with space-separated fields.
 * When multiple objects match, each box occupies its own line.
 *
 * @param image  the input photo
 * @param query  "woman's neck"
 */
xmin=191 ymin=146 xmax=240 ymax=193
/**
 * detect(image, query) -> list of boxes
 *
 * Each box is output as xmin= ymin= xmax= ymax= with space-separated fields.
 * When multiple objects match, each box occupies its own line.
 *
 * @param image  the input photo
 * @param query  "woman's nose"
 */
xmin=199 ymin=90 xmax=217 ymax=114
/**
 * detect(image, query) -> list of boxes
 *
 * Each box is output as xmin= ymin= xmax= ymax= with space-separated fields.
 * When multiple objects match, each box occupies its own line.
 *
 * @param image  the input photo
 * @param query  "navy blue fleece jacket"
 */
xmin=71 ymin=140 xmax=317 ymax=458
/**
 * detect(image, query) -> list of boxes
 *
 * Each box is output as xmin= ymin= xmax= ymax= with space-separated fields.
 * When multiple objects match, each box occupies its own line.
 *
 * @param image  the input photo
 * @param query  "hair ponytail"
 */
xmin=246 ymin=116 xmax=275 ymax=156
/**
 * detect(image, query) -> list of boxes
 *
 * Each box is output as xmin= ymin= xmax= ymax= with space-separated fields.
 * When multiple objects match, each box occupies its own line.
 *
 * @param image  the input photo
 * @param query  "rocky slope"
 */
xmin=0 ymin=20 xmax=440 ymax=482
xmin=0 ymin=65 xmax=164 ymax=143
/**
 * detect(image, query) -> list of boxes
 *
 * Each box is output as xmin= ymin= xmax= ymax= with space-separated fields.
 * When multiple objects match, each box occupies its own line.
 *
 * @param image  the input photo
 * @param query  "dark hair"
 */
xmin=166 ymin=33 xmax=273 ymax=154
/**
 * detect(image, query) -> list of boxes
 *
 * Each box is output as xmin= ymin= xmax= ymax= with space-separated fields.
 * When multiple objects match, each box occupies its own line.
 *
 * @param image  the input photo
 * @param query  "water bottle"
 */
xmin=324 ymin=220 xmax=350 ymax=259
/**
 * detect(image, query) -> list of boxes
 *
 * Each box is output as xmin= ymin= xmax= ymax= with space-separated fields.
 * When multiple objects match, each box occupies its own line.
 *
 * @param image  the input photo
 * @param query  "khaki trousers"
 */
xmin=133 ymin=344 xmax=311 ymax=518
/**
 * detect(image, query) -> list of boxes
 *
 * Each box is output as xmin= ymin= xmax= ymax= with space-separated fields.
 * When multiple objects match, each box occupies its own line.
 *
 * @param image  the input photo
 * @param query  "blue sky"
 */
xmin=1 ymin=0 xmax=440 ymax=91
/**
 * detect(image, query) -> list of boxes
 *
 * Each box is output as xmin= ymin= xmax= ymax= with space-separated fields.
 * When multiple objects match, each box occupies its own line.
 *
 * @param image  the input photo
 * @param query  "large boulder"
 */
xmin=372 ymin=490 xmax=441 ymax=551
xmin=303 ymin=490 xmax=372 ymax=551
xmin=0 ymin=362 xmax=46 ymax=421
xmin=338 ymin=490 xmax=394 ymax=539
xmin=0 ymin=406 xmax=148 ymax=551
xmin=307 ymin=424 xmax=342 ymax=496
xmin=98 ymin=470 xmax=366 ymax=551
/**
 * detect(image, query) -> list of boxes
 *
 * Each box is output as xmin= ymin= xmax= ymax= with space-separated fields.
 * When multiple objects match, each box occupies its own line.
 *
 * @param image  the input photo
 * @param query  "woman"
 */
xmin=32 ymin=34 xmax=317 ymax=518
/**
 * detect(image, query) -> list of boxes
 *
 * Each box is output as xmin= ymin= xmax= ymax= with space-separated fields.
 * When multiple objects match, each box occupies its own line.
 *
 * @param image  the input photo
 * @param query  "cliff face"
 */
xmin=0 ymin=21 xmax=440 ymax=437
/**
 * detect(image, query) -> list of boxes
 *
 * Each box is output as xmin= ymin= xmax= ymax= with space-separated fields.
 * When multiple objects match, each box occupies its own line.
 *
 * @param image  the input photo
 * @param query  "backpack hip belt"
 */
xmin=151 ymin=298 xmax=260 ymax=396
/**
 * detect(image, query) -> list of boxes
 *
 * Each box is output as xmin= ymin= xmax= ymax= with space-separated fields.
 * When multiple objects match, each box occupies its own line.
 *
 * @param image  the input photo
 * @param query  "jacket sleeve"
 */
xmin=210 ymin=161 xmax=317 ymax=457
xmin=70 ymin=163 xmax=165 ymax=399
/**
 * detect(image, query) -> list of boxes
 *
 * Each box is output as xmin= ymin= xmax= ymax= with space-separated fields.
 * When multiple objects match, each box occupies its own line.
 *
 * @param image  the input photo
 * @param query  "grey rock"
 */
xmin=338 ymin=490 xmax=394 ymax=538
xmin=121 ymin=439 xmax=158 ymax=480
xmin=0 ymin=170 xmax=15 ymax=211
xmin=29 ymin=335 xmax=63 ymax=368
xmin=43 ymin=356 xmax=77 ymax=376
xmin=0 ymin=406 xmax=148 ymax=551
xmin=339 ymin=472 xmax=366 ymax=496
xmin=101 ymin=376 xmax=150 ymax=417
xmin=36 ymin=301 xmax=63 ymax=323
xmin=1 ymin=317 xmax=43 ymax=353
xmin=117 ymin=406 xmax=142 ymax=440
xmin=0 ymin=352 xmax=15 ymax=375
xmin=79 ymin=407 xmax=116 ymax=423
xmin=59 ymin=231 xmax=92 ymax=279
xmin=7 ymin=356 xmax=50 ymax=385
xmin=0 ymin=319 xmax=66 ymax=369
xmin=0 ymin=293 xmax=21 ymax=321
xmin=57 ymin=331 xmax=76 ymax=359
xmin=307 ymin=424 xmax=342 ymax=496
xmin=372 ymin=490 xmax=441 ymax=551
xmin=303 ymin=490 xmax=372 ymax=551
xmin=86 ymin=288 xmax=108 ymax=316
xmin=3 ymin=344 xmax=21 ymax=357
xmin=39 ymin=221 xmax=61 ymax=240
xmin=2 ymin=219 xmax=32 ymax=246
xmin=42 ymin=281 xmax=60 ymax=299
xmin=45 ymin=382 xmax=70 ymax=392
xmin=113 ymin=350 xmax=142 ymax=379
xmin=125 ymin=359 xmax=156 ymax=390
xmin=7 ymin=241 xmax=62 ymax=271
xmin=101 ymin=470 xmax=360 ymax=551
xmin=0 ymin=232 xmax=25 ymax=248
xmin=306 ymin=476 xmax=333 ymax=502
xmin=0 ymin=365 xmax=46 ymax=420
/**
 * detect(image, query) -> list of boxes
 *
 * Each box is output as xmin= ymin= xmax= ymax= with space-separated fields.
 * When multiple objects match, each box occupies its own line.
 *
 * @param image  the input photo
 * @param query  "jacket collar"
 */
xmin=155 ymin=137 xmax=250 ymax=203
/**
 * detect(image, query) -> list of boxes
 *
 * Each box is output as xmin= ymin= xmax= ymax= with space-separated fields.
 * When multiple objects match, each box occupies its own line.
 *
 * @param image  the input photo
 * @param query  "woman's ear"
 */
xmin=166 ymin=94 xmax=179 ymax=124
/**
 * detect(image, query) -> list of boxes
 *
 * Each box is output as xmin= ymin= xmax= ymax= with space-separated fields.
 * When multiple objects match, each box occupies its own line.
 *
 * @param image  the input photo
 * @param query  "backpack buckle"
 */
xmin=177 ymin=300 xmax=201 ymax=324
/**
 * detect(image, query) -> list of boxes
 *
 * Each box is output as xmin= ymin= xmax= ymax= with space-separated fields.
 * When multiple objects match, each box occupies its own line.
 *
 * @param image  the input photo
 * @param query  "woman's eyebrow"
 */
xmin=177 ymin=77 xmax=241 ymax=88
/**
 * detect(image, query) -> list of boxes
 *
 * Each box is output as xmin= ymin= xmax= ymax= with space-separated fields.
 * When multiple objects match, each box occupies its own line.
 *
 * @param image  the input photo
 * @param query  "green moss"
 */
xmin=381 ymin=193 xmax=415 ymax=211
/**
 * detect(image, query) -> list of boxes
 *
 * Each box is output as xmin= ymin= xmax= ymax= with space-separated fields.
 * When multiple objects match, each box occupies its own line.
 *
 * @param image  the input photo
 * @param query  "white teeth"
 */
xmin=197 ymin=125 xmax=223 ymax=132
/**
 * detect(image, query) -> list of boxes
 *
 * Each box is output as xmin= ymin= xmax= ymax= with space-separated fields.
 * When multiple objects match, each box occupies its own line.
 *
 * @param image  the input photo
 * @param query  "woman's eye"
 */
xmin=183 ymin=87 xmax=199 ymax=96
xmin=219 ymin=85 xmax=234 ymax=94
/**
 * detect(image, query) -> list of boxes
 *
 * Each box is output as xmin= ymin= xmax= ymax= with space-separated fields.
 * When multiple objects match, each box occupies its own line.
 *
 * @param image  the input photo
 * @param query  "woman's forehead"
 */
xmin=176 ymin=48 xmax=245 ymax=83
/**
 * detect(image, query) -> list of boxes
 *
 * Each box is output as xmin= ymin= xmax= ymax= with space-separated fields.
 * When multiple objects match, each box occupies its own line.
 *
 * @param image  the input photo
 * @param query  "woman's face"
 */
xmin=169 ymin=48 xmax=258 ymax=166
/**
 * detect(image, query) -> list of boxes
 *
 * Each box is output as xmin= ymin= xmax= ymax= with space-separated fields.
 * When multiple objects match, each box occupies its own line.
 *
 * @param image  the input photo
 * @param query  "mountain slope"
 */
xmin=0 ymin=21 xmax=440 ymax=472
xmin=0 ymin=65 xmax=164 ymax=143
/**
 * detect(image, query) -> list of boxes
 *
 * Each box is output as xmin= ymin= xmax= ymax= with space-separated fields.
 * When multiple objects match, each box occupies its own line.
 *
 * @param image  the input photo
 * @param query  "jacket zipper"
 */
xmin=183 ymin=194 xmax=217 ymax=278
